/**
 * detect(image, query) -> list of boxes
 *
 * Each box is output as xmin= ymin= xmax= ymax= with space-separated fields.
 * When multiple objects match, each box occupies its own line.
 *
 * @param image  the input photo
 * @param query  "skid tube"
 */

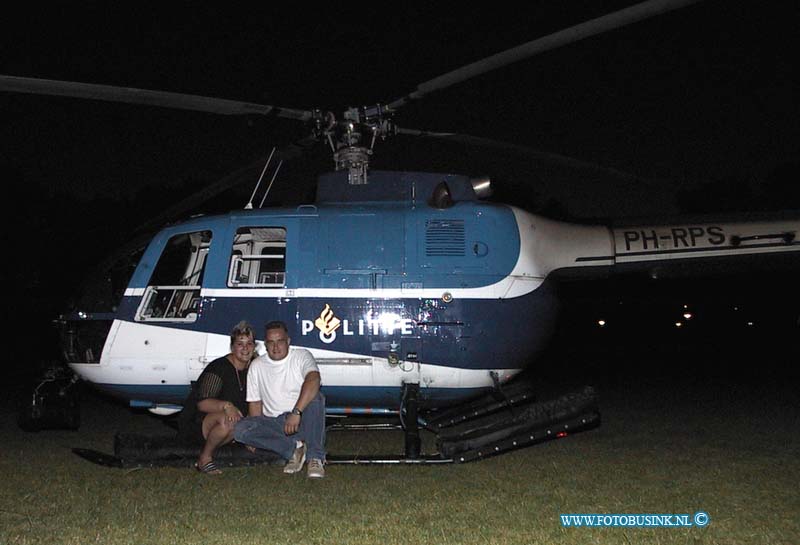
xmin=72 ymin=384 xmax=600 ymax=467
xmin=325 ymin=382 xmax=601 ymax=464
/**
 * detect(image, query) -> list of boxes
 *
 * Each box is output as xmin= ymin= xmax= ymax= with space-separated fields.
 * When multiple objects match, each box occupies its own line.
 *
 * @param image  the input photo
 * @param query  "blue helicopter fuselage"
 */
xmin=68 ymin=171 xmax=569 ymax=412
xmin=66 ymin=170 xmax=800 ymax=414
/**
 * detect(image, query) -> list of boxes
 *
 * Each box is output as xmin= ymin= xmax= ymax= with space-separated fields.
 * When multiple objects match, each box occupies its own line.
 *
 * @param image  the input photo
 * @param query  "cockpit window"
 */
xmin=136 ymin=230 xmax=211 ymax=322
xmin=228 ymin=227 xmax=286 ymax=288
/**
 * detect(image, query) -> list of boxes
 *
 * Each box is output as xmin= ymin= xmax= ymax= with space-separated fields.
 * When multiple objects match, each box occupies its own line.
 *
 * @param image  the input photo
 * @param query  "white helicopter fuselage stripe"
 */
xmin=69 ymin=320 xmax=520 ymax=391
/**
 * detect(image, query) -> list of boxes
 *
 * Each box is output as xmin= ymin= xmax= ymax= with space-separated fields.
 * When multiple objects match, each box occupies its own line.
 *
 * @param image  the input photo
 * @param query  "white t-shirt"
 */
xmin=246 ymin=347 xmax=319 ymax=417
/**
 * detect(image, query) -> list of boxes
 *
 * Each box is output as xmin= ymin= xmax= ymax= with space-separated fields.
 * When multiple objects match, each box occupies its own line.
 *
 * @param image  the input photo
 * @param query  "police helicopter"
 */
xmin=4 ymin=0 xmax=799 ymax=462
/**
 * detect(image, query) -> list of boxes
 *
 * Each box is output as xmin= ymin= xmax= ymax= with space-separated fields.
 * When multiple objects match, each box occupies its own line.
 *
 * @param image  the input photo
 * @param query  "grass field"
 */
xmin=1 ymin=371 xmax=798 ymax=545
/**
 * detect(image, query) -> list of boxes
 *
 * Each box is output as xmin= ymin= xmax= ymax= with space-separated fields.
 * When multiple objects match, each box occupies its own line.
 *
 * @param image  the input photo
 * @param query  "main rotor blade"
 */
xmin=396 ymin=127 xmax=651 ymax=186
xmin=0 ymin=75 xmax=313 ymax=121
xmin=388 ymin=0 xmax=701 ymax=111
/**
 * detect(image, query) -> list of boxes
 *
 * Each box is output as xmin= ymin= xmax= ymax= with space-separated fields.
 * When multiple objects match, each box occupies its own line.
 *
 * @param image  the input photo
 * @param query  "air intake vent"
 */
xmin=426 ymin=219 xmax=465 ymax=256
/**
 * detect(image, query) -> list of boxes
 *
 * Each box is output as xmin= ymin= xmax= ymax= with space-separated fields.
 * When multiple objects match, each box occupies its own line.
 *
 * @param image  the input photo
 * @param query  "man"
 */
xmin=234 ymin=320 xmax=326 ymax=478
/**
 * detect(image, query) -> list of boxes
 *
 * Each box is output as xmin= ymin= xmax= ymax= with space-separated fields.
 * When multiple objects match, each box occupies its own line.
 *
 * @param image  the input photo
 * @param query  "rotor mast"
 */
xmin=321 ymin=105 xmax=395 ymax=185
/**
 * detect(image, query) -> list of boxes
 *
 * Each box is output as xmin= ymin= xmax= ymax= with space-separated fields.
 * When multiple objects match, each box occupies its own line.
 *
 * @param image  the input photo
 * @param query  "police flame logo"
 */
xmin=314 ymin=304 xmax=341 ymax=336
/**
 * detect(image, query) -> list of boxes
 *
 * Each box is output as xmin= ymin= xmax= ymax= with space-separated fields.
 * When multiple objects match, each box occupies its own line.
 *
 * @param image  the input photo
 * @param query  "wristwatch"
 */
xmin=291 ymin=407 xmax=303 ymax=417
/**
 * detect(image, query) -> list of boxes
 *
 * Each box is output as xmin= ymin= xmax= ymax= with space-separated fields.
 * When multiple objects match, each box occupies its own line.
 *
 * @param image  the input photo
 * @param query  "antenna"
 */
xmin=244 ymin=147 xmax=276 ymax=209
xmin=259 ymin=160 xmax=284 ymax=208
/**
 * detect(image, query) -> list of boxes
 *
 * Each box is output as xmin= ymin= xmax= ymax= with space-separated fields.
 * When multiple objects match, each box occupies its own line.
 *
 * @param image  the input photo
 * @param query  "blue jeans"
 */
xmin=234 ymin=393 xmax=326 ymax=461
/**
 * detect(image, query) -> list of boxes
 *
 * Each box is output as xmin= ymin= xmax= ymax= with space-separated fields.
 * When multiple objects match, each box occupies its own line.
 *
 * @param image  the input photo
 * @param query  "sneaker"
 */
xmin=283 ymin=442 xmax=306 ymax=474
xmin=307 ymin=458 xmax=325 ymax=479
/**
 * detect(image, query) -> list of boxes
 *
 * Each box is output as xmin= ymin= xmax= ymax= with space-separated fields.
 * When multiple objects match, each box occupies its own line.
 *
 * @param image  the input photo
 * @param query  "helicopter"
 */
xmin=3 ymin=1 xmax=799 ymax=460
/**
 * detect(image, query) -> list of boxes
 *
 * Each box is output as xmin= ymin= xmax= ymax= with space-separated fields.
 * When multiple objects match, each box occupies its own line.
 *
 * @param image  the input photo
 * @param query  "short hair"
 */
xmin=230 ymin=320 xmax=255 ymax=345
xmin=264 ymin=320 xmax=289 ymax=335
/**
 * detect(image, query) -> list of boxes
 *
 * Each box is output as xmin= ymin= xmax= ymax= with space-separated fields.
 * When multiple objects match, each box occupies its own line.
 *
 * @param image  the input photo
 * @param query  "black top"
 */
xmin=178 ymin=356 xmax=248 ymax=435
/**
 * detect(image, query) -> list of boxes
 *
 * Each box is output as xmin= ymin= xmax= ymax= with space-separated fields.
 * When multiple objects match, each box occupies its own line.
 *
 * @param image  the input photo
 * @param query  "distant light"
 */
xmin=78 ymin=311 xmax=87 ymax=319
xmin=683 ymin=304 xmax=689 ymax=309
xmin=675 ymin=322 xmax=683 ymax=328
xmin=683 ymin=312 xmax=693 ymax=320
xmin=747 ymin=321 xmax=754 ymax=326
xmin=597 ymin=320 xmax=606 ymax=327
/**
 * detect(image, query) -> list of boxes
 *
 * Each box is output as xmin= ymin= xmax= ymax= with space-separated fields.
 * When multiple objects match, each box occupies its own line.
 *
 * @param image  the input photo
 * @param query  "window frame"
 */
xmin=134 ymin=230 xmax=212 ymax=323
xmin=227 ymin=226 xmax=287 ymax=289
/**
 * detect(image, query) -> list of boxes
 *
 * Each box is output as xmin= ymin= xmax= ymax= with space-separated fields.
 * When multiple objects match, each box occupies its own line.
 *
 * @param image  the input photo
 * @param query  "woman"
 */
xmin=178 ymin=321 xmax=255 ymax=474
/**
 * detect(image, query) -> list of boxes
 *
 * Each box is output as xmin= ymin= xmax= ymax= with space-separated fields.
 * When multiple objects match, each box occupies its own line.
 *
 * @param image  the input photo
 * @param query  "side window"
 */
xmin=136 ymin=230 xmax=212 ymax=322
xmin=228 ymin=227 xmax=286 ymax=288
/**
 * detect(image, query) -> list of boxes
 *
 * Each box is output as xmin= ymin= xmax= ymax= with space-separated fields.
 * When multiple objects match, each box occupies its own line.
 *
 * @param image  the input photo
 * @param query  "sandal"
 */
xmin=195 ymin=460 xmax=222 ymax=475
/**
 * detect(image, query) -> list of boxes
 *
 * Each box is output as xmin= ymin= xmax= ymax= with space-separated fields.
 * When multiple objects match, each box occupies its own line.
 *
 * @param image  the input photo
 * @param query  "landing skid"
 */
xmin=326 ymin=382 xmax=601 ymax=464
xmin=326 ymin=454 xmax=454 ymax=465
xmin=72 ymin=383 xmax=600 ymax=468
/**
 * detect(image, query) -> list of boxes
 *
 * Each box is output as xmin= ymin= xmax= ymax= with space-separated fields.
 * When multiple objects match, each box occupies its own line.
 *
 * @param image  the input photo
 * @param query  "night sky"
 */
xmin=1 ymin=2 xmax=798 ymax=381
